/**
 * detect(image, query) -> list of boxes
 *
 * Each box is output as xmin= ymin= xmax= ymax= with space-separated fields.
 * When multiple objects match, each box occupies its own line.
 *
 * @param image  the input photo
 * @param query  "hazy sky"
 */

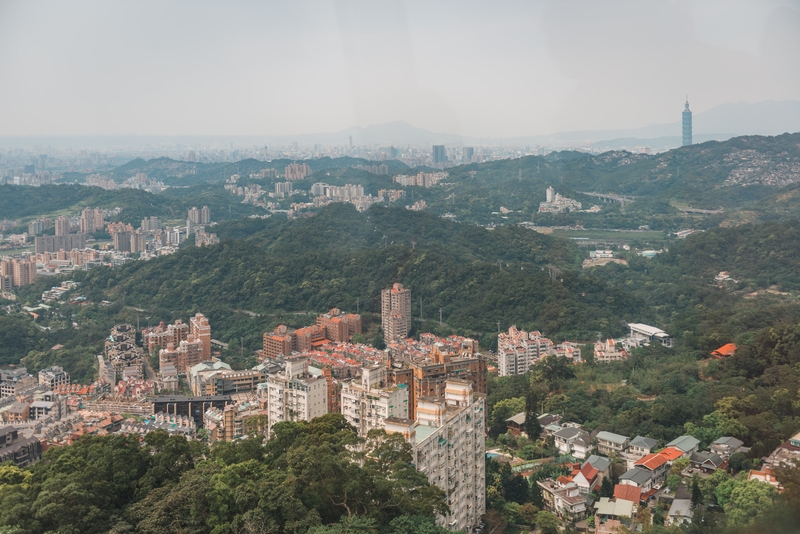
xmin=1 ymin=0 xmax=798 ymax=137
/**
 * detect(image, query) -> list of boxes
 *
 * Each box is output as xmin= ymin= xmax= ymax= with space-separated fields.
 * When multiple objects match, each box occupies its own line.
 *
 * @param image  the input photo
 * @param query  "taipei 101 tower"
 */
xmin=682 ymin=97 xmax=692 ymax=146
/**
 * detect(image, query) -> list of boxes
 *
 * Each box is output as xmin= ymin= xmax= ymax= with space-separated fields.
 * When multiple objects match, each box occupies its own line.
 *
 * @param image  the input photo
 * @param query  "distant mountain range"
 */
xmin=2 ymin=101 xmax=798 ymax=149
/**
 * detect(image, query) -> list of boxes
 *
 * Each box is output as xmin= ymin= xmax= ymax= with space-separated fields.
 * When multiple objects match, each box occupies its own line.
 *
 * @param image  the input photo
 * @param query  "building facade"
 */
xmin=266 ymin=357 xmax=328 ymax=435
xmin=381 ymin=283 xmax=412 ymax=344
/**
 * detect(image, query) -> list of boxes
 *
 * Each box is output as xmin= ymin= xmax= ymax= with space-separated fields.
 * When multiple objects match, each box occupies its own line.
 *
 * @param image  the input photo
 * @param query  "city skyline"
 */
xmin=1 ymin=1 xmax=798 ymax=138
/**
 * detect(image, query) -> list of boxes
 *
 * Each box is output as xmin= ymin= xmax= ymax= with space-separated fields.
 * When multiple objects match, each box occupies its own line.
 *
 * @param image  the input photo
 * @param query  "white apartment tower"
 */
xmin=340 ymin=365 xmax=409 ymax=437
xmin=266 ymin=357 xmax=328 ymax=436
xmin=381 ymin=283 xmax=412 ymax=344
xmin=384 ymin=380 xmax=486 ymax=532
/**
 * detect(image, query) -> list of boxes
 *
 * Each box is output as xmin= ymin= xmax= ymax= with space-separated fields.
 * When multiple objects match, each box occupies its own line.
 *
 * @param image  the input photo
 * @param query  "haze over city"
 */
xmin=1 ymin=0 xmax=799 ymax=138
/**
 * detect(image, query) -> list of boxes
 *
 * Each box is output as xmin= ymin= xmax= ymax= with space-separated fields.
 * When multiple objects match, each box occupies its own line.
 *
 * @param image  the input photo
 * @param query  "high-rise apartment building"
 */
xmin=80 ymin=207 xmax=104 ymax=234
xmin=682 ymin=98 xmax=692 ymax=146
xmin=266 ymin=357 xmax=328 ymax=435
xmin=130 ymin=231 xmax=147 ymax=254
xmin=432 ymin=145 xmax=446 ymax=165
xmin=284 ymin=163 xmax=311 ymax=181
xmin=55 ymin=216 xmax=70 ymax=236
xmin=142 ymin=319 xmax=190 ymax=353
xmin=140 ymin=217 xmax=162 ymax=232
xmin=158 ymin=336 xmax=204 ymax=374
xmin=497 ymin=326 xmax=555 ymax=376
xmin=340 ymin=365 xmax=409 ymax=437
xmin=0 ymin=258 xmax=37 ymax=288
xmin=34 ymin=234 xmax=87 ymax=254
xmin=381 ymin=283 xmax=412 ymax=344
xmin=462 ymin=147 xmax=474 ymax=163
xmin=384 ymin=380 xmax=486 ymax=532
xmin=190 ymin=313 xmax=211 ymax=361
xmin=188 ymin=206 xmax=211 ymax=225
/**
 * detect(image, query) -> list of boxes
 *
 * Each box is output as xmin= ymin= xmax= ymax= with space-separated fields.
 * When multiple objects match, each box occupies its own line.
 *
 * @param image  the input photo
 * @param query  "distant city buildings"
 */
xmin=381 ymin=283 xmax=412 ymax=344
xmin=353 ymin=163 xmax=389 ymax=175
xmin=285 ymin=162 xmax=312 ymax=181
xmin=188 ymin=206 xmax=211 ymax=225
xmin=262 ymin=308 xmax=362 ymax=359
xmin=539 ymin=186 xmax=582 ymax=213
xmin=0 ymin=257 xmax=36 ymax=288
xmin=393 ymin=171 xmax=448 ymax=188
xmin=431 ymin=145 xmax=447 ymax=165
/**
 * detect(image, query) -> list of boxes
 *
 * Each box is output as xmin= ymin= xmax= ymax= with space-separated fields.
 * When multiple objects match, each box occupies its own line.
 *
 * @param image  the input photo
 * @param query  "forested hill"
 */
xmin=70 ymin=203 xmax=639 ymax=346
xmin=0 ymin=183 xmax=261 ymax=224
xmin=104 ymin=155 xmax=410 ymax=186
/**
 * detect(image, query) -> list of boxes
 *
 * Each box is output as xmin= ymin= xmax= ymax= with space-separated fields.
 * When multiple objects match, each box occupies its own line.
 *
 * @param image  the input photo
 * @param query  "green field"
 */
xmin=0 ymin=246 xmax=33 ymax=257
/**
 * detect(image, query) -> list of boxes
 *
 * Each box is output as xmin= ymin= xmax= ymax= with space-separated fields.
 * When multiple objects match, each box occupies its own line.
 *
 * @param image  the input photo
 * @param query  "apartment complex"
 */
xmin=103 ymin=324 xmax=144 ymax=381
xmin=38 ymin=366 xmax=70 ymax=389
xmin=266 ymin=357 xmax=328 ymax=435
xmin=0 ymin=257 xmax=36 ymax=288
xmin=142 ymin=319 xmax=190 ymax=353
xmin=497 ymin=326 xmax=582 ymax=376
xmin=0 ymin=426 xmax=42 ymax=468
xmin=262 ymin=308 xmax=362 ymax=359
xmin=340 ymin=365 xmax=409 ymax=437
xmin=79 ymin=207 xmax=104 ymax=234
xmin=152 ymin=395 xmax=233 ymax=428
xmin=381 ymin=283 xmax=412 ymax=344
xmin=190 ymin=313 xmax=212 ymax=361
xmin=188 ymin=206 xmax=211 ymax=225
xmin=285 ymin=163 xmax=311 ymax=181
xmin=385 ymin=334 xmax=486 ymax=420
xmin=384 ymin=380 xmax=486 ymax=532
xmin=34 ymin=233 xmax=87 ymax=254
xmin=189 ymin=361 xmax=266 ymax=396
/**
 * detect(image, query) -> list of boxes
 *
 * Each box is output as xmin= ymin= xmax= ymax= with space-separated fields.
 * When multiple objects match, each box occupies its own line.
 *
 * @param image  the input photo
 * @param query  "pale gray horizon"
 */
xmin=0 ymin=0 xmax=798 ymax=138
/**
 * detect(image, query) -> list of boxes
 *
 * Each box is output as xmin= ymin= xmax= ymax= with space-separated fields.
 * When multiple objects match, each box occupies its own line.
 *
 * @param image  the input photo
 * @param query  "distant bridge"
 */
xmin=578 ymin=192 xmax=636 ymax=204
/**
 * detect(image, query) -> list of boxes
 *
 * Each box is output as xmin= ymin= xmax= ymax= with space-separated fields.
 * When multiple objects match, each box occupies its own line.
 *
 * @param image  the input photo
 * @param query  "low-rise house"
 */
xmin=666 ymin=435 xmax=701 ymax=456
xmin=690 ymin=451 xmax=726 ymax=473
xmin=594 ymin=497 xmax=635 ymax=534
xmin=635 ymin=453 xmax=670 ymax=487
xmin=584 ymin=455 xmax=612 ymax=482
xmin=622 ymin=435 xmax=659 ymax=470
xmin=613 ymin=483 xmax=642 ymax=504
xmin=537 ymin=478 xmax=588 ymax=520
xmin=763 ymin=430 xmax=800 ymax=469
xmin=506 ymin=412 xmax=526 ymax=436
xmin=0 ymin=426 xmax=41 ymax=467
xmin=667 ymin=485 xmax=693 ymax=526
xmin=619 ymin=467 xmax=654 ymax=491
xmin=569 ymin=462 xmax=600 ymax=495
xmin=596 ymin=431 xmax=630 ymax=456
xmin=748 ymin=467 xmax=781 ymax=489
xmin=554 ymin=426 xmax=592 ymax=459
xmin=710 ymin=436 xmax=744 ymax=460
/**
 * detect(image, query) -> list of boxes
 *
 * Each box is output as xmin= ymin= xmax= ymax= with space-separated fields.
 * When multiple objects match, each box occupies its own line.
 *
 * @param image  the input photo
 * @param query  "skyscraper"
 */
xmin=462 ymin=146 xmax=474 ymax=163
xmin=381 ymin=283 xmax=412 ymax=344
xmin=55 ymin=216 xmax=70 ymax=236
xmin=682 ymin=98 xmax=692 ymax=146
xmin=432 ymin=145 xmax=446 ymax=165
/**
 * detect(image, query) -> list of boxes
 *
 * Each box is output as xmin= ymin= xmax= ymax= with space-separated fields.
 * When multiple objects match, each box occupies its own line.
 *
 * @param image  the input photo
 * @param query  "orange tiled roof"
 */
xmin=614 ymin=484 xmax=642 ymax=502
xmin=711 ymin=343 xmax=737 ymax=358
xmin=657 ymin=447 xmax=685 ymax=461
xmin=635 ymin=453 xmax=668 ymax=470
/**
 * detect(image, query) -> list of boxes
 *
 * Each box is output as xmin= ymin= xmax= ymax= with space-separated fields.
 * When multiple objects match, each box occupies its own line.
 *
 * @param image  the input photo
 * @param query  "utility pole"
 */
xmin=497 ymin=321 xmax=501 ymax=334
xmin=439 ymin=308 xmax=443 ymax=325
xmin=420 ymin=297 xmax=423 ymax=322
xmin=240 ymin=337 xmax=243 ymax=359
xmin=356 ymin=298 xmax=360 ymax=314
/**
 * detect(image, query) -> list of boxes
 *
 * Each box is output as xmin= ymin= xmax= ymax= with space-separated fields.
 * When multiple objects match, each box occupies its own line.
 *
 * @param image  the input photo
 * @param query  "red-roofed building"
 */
xmin=711 ymin=343 xmax=737 ymax=359
xmin=657 ymin=447 xmax=685 ymax=462
xmin=635 ymin=453 xmax=669 ymax=486
xmin=614 ymin=484 xmax=642 ymax=503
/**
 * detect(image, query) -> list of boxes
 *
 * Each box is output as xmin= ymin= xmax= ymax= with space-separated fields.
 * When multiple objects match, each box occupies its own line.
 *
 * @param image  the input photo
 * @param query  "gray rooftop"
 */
xmin=712 ymin=436 xmax=744 ymax=449
xmin=596 ymin=431 xmax=630 ymax=444
xmin=666 ymin=435 xmax=701 ymax=453
xmin=554 ymin=427 xmax=583 ymax=440
xmin=620 ymin=467 xmax=653 ymax=486
xmin=583 ymin=454 xmax=611 ymax=472
xmin=630 ymin=436 xmax=658 ymax=449
xmin=506 ymin=412 xmax=526 ymax=425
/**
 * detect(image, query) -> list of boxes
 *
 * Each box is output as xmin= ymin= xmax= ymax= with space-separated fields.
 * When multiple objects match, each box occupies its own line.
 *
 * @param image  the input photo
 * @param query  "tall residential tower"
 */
xmin=682 ymin=98 xmax=692 ymax=146
xmin=381 ymin=283 xmax=412 ymax=344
